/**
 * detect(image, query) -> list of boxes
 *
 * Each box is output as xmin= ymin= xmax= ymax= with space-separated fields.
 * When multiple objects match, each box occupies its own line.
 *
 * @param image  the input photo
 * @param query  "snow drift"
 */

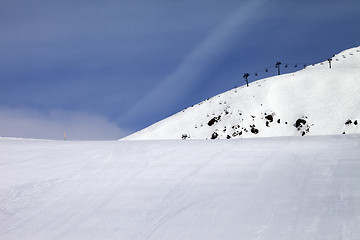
xmin=124 ymin=46 xmax=360 ymax=140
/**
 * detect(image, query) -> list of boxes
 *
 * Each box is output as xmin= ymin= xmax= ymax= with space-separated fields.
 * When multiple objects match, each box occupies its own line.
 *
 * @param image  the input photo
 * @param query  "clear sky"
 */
xmin=1 ymin=0 xmax=359 ymax=140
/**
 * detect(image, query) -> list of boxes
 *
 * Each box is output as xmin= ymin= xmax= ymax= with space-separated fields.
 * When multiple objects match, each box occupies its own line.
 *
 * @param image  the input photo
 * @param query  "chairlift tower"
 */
xmin=275 ymin=62 xmax=282 ymax=75
xmin=327 ymin=58 xmax=332 ymax=68
xmin=243 ymin=73 xmax=250 ymax=87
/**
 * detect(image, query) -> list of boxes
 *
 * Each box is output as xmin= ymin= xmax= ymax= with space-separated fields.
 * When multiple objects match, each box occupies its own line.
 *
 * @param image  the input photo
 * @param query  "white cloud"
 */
xmin=0 ymin=107 xmax=129 ymax=140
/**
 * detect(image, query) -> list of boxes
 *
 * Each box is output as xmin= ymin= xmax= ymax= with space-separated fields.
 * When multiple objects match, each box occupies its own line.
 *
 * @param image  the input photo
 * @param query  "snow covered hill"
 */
xmin=124 ymin=46 xmax=360 ymax=140
xmin=2 ymin=46 xmax=360 ymax=240
xmin=1 ymin=135 xmax=360 ymax=239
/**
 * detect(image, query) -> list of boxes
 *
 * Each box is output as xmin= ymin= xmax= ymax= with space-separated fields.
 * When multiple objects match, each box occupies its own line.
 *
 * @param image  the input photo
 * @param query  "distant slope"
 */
xmin=124 ymin=46 xmax=360 ymax=140
xmin=1 ymin=135 xmax=360 ymax=239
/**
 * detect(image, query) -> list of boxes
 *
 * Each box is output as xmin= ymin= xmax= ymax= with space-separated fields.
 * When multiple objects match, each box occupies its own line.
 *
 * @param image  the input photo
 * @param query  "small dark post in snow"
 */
xmin=243 ymin=73 xmax=250 ymax=87
xmin=327 ymin=58 xmax=332 ymax=68
xmin=275 ymin=62 xmax=281 ymax=75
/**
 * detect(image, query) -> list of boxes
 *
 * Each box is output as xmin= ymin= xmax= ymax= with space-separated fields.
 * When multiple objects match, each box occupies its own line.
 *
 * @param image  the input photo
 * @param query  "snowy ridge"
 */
xmin=124 ymin=46 xmax=360 ymax=140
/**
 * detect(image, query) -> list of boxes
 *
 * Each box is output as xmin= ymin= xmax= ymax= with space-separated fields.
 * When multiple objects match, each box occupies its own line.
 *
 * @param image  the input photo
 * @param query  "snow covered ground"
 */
xmin=1 ymin=135 xmax=359 ymax=240
xmin=124 ymin=46 xmax=360 ymax=140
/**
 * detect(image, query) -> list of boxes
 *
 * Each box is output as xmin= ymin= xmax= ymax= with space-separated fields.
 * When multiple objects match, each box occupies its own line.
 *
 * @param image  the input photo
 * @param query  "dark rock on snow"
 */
xmin=211 ymin=132 xmax=218 ymax=139
xmin=295 ymin=118 xmax=307 ymax=129
xmin=345 ymin=119 xmax=352 ymax=125
xmin=265 ymin=114 xmax=273 ymax=122
xmin=208 ymin=115 xmax=221 ymax=126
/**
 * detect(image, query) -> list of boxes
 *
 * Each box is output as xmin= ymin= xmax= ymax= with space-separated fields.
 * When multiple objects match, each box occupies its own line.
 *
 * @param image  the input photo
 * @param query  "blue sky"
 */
xmin=1 ymin=0 xmax=359 ymax=140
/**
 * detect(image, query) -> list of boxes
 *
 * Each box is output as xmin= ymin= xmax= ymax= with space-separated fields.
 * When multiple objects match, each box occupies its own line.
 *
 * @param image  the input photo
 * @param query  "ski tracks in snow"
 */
xmin=0 ymin=146 xmax=118 ymax=239
xmin=142 ymin=149 xmax=219 ymax=240
xmin=1 ymin=136 xmax=359 ymax=240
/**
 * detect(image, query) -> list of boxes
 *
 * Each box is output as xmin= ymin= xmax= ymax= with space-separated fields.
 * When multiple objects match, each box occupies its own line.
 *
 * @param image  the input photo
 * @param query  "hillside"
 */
xmin=124 ymin=46 xmax=360 ymax=140
xmin=1 ymin=135 xmax=360 ymax=239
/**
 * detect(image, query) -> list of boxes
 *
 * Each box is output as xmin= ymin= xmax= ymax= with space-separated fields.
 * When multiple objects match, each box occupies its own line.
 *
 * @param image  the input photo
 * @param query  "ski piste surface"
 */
xmin=1 ymin=135 xmax=359 ymax=239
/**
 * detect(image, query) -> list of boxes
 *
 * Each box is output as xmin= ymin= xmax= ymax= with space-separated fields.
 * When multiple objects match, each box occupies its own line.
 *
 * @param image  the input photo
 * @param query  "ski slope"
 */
xmin=1 ymin=135 xmax=360 ymax=240
xmin=124 ymin=46 xmax=360 ymax=140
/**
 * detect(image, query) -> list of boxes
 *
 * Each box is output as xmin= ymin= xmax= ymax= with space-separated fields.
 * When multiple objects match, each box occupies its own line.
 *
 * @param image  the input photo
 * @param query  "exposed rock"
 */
xmin=250 ymin=124 xmax=259 ymax=134
xmin=265 ymin=114 xmax=273 ymax=122
xmin=251 ymin=128 xmax=259 ymax=134
xmin=182 ymin=134 xmax=189 ymax=140
xmin=295 ymin=118 xmax=307 ymax=129
xmin=208 ymin=115 xmax=221 ymax=126
xmin=232 ymin=131 xmax=242 ymax=137
xmin=232 ymin=125 xmax=240 ymax=130
xmin=293 ymin=117 xmax=312 ymax=136
xmin=211 ymin=132 xmax=218 ymax=139
xmin=345 ymin=119 xmax=352 ymax=125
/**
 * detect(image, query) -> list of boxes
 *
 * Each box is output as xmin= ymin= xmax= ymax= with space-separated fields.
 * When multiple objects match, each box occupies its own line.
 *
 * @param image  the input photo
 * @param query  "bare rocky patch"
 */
xmin=208 ymin=115 xmax=221 ymax=126
xmin=294 ymin=116 xmax=313 ymax=136
xmin=345 ymin=119 xmax=358 ymax=126
xmin=211 ymin=132 xmax=219 ymax=139
xmin=250 ymin=124 xmax=259 ymax=134
xmin=345 ymin=119 xmax=352 ymax=125
xmin=295 ymin=118 xmax=307 ymax=129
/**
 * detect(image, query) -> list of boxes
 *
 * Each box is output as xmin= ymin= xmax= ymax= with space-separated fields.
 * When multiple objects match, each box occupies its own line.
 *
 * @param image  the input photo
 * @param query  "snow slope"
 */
xmin=124 ymin=46 xmax=360 ymax=140
xmin=0 ymin=135 xmax=360 ymax=239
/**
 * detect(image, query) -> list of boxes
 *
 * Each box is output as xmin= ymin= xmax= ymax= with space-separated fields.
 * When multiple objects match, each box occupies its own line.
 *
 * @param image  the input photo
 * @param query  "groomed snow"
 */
xmin=1 ymin=135 xmax=360 ymax=239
